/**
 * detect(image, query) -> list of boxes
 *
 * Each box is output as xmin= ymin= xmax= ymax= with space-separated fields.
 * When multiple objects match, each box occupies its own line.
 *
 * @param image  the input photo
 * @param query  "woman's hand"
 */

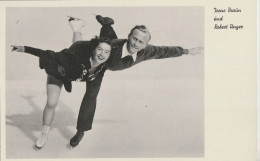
xmin=11 ymin=45 xmax=25 ymax=52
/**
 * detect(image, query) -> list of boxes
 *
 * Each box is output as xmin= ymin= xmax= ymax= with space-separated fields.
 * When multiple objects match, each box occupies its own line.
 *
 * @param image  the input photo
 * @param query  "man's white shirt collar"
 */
xmin=121 ymin=42 xmax=137 ymax=62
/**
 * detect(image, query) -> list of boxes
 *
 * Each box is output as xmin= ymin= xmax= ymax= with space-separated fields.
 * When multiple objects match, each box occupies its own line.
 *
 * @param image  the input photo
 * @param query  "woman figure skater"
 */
xmin=11 ymin=36 xmax=112 ymax=150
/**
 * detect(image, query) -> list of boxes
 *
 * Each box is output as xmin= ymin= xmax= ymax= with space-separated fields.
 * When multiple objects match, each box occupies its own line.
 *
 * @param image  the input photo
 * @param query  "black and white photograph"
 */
xmin=5 ymin=6 xmax=204 ymax=158
xmin=1 ymin=0 xmax=258 ymax=160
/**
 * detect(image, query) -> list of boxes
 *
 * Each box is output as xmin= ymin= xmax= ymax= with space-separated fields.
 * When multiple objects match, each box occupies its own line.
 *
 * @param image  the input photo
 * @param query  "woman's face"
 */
xmin=93 ymin=42 xmax=111 ymax=64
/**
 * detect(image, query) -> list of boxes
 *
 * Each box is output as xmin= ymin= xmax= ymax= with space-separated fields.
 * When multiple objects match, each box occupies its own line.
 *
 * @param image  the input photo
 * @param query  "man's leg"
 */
xmin=70 ymin=73 xmax=104 ymax=148
xmin=96 ymin=15 xmax=118 ymax=39
xmin=76 ymin=89 xmax=98 ymax=131
xmin=100 ymin=25 xmax=118 ymax=39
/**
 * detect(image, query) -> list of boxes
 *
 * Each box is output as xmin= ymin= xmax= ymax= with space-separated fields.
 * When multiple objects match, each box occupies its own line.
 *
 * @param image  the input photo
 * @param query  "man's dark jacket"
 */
xmin=77 ymin=39 xmax=189 ymax=131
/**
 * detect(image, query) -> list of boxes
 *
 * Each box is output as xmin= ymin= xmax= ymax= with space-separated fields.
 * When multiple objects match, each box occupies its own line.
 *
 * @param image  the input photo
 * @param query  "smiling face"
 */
xmin=127 ymin=29 xmax=150 ymax=55
xmin=92 ymin=42 xmax=111 ymax=64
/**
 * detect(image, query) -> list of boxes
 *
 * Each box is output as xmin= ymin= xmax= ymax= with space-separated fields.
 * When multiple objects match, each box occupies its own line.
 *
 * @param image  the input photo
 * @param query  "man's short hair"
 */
xmin=128 ymin=25 xmax=151 ymax=42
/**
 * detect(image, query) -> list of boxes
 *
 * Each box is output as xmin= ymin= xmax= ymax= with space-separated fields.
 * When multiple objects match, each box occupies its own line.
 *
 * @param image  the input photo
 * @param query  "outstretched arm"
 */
xmin=142 ymin=45 xmax=203 ymax=60
xmin=142 ymin=45 xmax=188 ymax=60
xmin=11 ymin=45 xmax=44 ymax=57
xmin=11 ymin=45 xmax=67 ymax=76
xmin=11 ymin=45 xmax=60 ymax=65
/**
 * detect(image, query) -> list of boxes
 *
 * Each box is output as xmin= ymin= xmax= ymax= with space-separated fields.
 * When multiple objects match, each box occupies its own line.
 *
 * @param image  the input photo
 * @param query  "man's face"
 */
xmin=127 ymin=29 xmax=150 ymax=55
xmin=93 ymin=42 xmax=111 ymax=64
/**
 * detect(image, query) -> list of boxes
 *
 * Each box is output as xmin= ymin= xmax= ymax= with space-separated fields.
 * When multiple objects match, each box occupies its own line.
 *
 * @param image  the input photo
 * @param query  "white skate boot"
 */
xmin=35 ymin=125 xmax=50 ymax=150
xmin=68 ymin=16 xmax=86 ymax=32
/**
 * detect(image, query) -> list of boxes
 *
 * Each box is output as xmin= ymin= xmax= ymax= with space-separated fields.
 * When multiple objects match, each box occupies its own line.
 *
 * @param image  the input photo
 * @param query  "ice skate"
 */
xmin=68 ymin=16 xmax=86 ymax=33
xmin=69 ymin=131 xmax=84 ymax=149
xmin=35 ymin=125 xmax=50 ymax=150
xmin=95 ymin=15 xmax=114 ymax=26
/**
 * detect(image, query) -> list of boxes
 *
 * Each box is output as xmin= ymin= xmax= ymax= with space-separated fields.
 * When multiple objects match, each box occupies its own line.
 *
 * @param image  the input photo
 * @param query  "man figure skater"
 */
xmin=69 ymin=15 xmax=204 ymax=148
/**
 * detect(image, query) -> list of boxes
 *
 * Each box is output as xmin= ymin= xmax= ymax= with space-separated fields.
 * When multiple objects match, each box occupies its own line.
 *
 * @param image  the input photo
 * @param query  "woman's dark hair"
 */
xmin=89 ymin=36 xmax=113 ymax=49
xmin=89 ymin=36 xmax=113 ymax=67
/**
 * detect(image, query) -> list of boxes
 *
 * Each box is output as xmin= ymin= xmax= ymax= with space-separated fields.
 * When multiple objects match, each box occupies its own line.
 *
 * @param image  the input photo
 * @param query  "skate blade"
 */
xmin=35 ymin=146 xmax=42 ymax=151
xmin=67 ymin=15 xmax=81 ymax=21
xmin=67 ymin=143 xmax=75 ymax=150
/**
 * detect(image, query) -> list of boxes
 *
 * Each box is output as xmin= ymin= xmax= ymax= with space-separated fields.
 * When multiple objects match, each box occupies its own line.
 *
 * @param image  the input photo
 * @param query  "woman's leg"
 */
xmin=36 ymin=75 xmax=63 ymax=150
xmin=43 ymin=76 xmax=63 ymax=125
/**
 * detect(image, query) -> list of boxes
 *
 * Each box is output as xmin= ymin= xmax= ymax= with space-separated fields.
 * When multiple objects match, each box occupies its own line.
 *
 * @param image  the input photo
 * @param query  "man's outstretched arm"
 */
xmin=142 ymin=45 xmax=203 ymax=60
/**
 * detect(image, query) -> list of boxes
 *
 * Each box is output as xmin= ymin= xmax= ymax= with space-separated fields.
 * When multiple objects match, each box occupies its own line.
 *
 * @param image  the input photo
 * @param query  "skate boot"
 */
xmin=35 ymin=125 xmax=50 ymax=150
xmin=69 ymin=131 xmax=84 ymax=149
xmin=68 ymin=16 xmax=86 ymax=33
xmin=96 ymin=15 xmax=114 ymax=26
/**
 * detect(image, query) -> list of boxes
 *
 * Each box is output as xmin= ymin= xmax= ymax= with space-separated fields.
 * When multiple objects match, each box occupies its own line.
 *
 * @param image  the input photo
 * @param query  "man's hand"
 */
xmin=68 ymin=17 xmax=86 ymax=32
xmin=188 ymin=47 xmax=204 ymax=56
xmin=11 ymin=45 xmax=25 ymax=52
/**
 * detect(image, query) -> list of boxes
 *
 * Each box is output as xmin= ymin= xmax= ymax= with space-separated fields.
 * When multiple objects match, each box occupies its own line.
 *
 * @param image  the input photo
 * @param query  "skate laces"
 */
xmin=39 ymin=126 xmax=50 ymax=141
xmin=42 ymin=126 xmax=50 ymax=134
